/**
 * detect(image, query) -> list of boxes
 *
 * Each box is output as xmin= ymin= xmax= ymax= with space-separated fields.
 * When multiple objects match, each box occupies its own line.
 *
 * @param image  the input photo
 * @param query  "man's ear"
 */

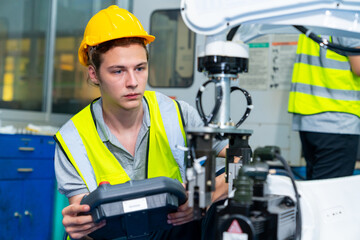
xmin=88 ymin=65 xmax=100 ymax=85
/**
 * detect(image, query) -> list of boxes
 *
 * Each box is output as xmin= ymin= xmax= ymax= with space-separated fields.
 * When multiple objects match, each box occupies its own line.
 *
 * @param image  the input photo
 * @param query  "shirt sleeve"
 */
xmin=54 ymin=144 xmax=89 ymax=198
xmin=333 ymin=36 xmax=360 ymax=48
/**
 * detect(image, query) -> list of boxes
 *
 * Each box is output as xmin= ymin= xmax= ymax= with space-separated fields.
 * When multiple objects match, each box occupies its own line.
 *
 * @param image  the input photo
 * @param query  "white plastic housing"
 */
xmin=181 ymin=0 xmax=360 ymax=38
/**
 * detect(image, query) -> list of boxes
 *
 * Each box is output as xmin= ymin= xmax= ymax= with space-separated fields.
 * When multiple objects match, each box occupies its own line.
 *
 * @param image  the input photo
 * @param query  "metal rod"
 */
xmin=42 ymin=0 xmax=58 ymax=120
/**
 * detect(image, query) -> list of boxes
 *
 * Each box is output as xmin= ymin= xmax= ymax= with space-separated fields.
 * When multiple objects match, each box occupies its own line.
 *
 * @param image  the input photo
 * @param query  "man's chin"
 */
xmin=121 ymin=101 xmax=142 ymax=111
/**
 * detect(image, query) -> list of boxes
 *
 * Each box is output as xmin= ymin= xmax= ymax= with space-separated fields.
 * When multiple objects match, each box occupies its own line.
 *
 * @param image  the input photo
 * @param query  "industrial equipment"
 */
xmin=180 ymin=0 xmax=360 ymax=239
xmin=202 ymin=146 xmax=301 ymax=240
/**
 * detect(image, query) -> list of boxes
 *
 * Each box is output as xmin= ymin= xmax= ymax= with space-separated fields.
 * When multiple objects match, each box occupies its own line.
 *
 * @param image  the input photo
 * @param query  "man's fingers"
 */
xmin=167 ymin=212 xmax=193 ymax=225
xmin=167 ymin=202 xmax=194 ymax=226
xmin=62 ymin=204 xmax=90 ymax=217
xmin=63 ymin=214 xmax=93 ymax=228
xmin=168 ymin=209 xmax=192 ymax=220
xmin=67 ymin=220 xmax=106 ymax=239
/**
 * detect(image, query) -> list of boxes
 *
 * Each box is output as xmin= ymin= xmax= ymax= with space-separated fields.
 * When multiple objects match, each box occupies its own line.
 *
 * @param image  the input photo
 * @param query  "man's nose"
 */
xmin=126 ymin=71 xmax=138 ymax=87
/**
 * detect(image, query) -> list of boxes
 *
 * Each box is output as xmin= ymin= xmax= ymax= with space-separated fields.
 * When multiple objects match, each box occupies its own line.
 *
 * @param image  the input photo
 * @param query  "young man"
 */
xmin=54 ymin=6 xmax=228 ymax=239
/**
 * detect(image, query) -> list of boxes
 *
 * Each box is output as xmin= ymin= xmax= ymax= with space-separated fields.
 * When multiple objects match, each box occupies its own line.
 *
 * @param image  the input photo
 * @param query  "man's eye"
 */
xmin=114 ymin=70 xmax=122 ymax=74
xmin=136 ymin=67 xmax=144 ymax=72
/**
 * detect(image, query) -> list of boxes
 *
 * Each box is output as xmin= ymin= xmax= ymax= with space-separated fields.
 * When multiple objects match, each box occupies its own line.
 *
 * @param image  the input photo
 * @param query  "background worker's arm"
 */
xmin=348 ymin=48 xmax=360 ymax=76
xmin=62 ymin=194 xmax=106 ymax=240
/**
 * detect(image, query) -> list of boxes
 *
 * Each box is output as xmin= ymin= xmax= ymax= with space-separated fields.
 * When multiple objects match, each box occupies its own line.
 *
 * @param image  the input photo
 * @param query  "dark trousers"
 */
xmin=299 ymin=131 xmax=359 ymax=180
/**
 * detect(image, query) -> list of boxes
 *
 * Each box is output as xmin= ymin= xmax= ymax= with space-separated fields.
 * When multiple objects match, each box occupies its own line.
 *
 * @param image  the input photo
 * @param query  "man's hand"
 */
xmin=62 ymin=194 xmax=106 ymax=239
xmin=212 ymin=172 xmax=228 ymax=202
xmin=167 ymin=199 xmax=194 ymax=226
xmin=211 ymin=148 xmax=241 ymax=202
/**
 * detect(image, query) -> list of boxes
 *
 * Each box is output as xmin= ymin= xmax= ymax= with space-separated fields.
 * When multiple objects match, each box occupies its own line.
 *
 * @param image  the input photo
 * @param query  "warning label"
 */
xmin=223 ymin=220 xmax=248 ymax=240
xmin=227 ymin=220 xmax=243 ymax=233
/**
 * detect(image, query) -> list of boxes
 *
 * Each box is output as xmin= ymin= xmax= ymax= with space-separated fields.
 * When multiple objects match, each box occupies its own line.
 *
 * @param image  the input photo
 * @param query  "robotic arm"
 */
xmin=181 ymin=0 xmax=360 ymax=40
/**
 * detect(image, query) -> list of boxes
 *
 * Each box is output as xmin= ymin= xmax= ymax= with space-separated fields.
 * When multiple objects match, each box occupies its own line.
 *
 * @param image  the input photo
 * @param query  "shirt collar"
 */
xmin=92 ymin=97 xmax=150 ymax=143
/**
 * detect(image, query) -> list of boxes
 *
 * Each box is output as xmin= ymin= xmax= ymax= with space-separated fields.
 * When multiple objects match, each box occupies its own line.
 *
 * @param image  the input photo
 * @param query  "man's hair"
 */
xmin=87 ymin=37 xmax=149 ymax=86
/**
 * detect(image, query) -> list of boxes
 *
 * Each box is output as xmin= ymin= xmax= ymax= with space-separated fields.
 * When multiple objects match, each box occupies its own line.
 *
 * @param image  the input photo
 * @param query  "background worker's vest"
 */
xmin=55 ymin=91 xmax=186 ymax=192
xmin=288 ymin=34 xmax=360 ymax=117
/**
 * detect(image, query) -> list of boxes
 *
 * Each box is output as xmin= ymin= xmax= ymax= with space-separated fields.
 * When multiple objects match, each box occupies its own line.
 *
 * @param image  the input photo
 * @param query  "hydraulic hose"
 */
xmin=294 ymin=25 xmax=360 ymax=56
xmin=275 ymin=153 xmax=302 ymax=240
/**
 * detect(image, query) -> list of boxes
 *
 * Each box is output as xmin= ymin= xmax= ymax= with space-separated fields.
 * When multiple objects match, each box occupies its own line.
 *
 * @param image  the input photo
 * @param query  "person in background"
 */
xmin=288 ymin=34 xmax=360 ymax=180
xmin=54 ymin=5 xmax=229 ymax=240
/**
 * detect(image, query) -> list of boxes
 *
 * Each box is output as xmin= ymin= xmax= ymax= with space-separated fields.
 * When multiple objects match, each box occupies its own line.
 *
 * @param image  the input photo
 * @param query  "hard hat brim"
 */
xmin=78 ymin=34 xmax=155 ymax=66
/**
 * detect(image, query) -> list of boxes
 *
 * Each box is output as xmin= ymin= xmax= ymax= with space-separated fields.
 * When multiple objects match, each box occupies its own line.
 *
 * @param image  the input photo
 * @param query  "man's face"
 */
xmin=91 ymin=44 xmax=148 ymax=111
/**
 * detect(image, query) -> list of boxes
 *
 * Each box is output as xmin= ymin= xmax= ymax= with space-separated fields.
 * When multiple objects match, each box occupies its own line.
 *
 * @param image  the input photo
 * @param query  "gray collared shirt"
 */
xmin=55 ymin=97 xmax=228 ymax=198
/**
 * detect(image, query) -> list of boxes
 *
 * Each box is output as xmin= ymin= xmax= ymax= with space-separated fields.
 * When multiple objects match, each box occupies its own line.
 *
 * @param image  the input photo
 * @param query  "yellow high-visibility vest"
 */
xmin=55 ymin=91 xmax=186 ymax=191
xmin=288 ymin=34 xmax=360 ymax=117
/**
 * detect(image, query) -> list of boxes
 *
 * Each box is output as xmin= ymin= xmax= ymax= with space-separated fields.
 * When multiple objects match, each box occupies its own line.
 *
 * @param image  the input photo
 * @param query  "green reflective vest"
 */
xmin=55 ymin=91 xmax=186 ymax=192
xmin=288 ymin=34 xmax=360 ymax=117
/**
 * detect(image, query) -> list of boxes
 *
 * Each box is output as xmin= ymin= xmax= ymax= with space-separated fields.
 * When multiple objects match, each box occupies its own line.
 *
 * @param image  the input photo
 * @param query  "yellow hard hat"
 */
xmin=78 ymin=5 xmax=155 ymax=66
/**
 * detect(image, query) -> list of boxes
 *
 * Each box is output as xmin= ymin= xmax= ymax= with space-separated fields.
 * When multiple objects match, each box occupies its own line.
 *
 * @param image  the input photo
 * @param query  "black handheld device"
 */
xmin=80 ymin=177 xmax=187 ymax=240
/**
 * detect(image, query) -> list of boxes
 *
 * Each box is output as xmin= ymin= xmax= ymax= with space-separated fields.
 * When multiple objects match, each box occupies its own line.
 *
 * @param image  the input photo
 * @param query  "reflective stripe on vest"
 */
xmin=55 ymin=91 xmax=185 ymax=192
xmin=288 ymin=34 xmax=360 ymax=117
xmin=55 ymin=119 xmax=98 ymax=191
